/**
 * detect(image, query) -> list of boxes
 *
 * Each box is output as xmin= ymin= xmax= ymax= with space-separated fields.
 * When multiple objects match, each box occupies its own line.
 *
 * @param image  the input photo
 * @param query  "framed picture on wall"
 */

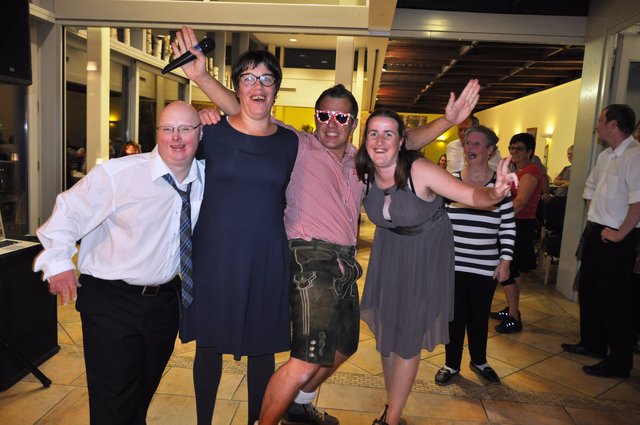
xmin=402 ymin=115 xmax=429 ymax=154
xmin=403 ymin=115 xmax=428 ymax=129
xmin=526 ymin=127 xmax=537 ymax=139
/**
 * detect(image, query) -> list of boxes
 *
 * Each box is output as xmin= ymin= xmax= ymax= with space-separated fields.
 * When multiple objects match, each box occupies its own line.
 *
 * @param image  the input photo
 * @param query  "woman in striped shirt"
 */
xmin=435 ymin=125 xmax=516 ymax=385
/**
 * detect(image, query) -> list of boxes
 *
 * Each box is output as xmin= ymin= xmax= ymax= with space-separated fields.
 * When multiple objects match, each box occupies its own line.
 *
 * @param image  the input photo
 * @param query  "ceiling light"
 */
xmin=289 ymin=38 xmax=297 ymax=42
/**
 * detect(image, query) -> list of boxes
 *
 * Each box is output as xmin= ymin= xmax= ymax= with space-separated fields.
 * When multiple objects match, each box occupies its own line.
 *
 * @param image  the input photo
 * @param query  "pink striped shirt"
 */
xmin=278 ymin=121 xmax=364 ymax=246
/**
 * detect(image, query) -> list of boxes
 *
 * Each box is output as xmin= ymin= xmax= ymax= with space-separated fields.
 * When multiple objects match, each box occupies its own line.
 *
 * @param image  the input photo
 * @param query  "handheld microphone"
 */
xmin=162 ymin=37 xmax=215 ymax=74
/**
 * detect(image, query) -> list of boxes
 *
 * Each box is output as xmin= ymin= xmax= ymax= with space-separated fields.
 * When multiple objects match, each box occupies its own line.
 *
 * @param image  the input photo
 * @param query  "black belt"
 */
xmin=587 ymin=221 xmax=613 ymax=231
xmin=587 ymin=221 xmax=640 ymax=237
xmin=85 ymin=275 xmax=180 ymax=296
xmin=289 ymin=238 xmax=356 ymax=257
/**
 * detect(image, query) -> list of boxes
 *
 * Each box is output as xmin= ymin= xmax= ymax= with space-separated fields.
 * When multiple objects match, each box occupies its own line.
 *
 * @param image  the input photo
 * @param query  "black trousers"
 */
xmin=77 ymin=275 xmax=180 ymax=425
xmin=578 ymin=223 xmax=639 ymax=372
xmin=445 ymin=271 xmax=498 ymax=370
xmin=633 ymin=272 xmax=640 ymax=338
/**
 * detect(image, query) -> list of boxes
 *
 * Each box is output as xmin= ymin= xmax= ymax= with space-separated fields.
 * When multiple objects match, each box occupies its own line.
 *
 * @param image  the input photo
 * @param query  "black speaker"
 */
xmin=0 ymin=244 xmax=59 ymax=391
xmin=0 ymin=0 xmax=32 ymax=86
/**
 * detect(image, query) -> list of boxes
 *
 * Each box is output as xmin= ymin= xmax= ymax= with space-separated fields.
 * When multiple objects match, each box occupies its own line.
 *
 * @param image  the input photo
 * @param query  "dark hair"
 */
xmin=355 ymin=109 xmax=422 ymax=190
xmin=314 ymin=84 xmax=359 ymax=118
xmin=603 ymin=104 xmax=636 ymax=135
xmin=231 ymin=50 xmax=283 ymax=93
xmin=509 ymin=132 xmax=536 ymax=158
xmin=465 ymin=125 xmax=499 ymax=153
xmin=468 ymin=115 xmax=480 ymax=126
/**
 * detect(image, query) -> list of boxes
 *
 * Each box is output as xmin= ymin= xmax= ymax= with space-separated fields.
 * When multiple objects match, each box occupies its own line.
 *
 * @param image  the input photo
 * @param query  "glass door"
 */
xmin=611 ymin=24 xmax=640 ymax=114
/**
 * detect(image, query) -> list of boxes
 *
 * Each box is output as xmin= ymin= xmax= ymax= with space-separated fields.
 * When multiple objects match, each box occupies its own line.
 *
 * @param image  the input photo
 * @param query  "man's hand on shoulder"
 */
xmin=199 ymin=108 xmax=222 ymax=126
xmin=48 ymin=269 xmax=80 ymax=305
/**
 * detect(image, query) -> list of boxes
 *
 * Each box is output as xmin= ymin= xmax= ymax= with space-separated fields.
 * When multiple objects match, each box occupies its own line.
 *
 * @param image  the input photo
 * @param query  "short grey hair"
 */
xmin=464 ymin=125 xmax=498 ymax=151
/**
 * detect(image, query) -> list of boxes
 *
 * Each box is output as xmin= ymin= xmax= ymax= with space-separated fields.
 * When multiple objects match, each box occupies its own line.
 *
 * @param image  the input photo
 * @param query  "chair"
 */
xmin=541 ymin=196 xmax=566 ymax=284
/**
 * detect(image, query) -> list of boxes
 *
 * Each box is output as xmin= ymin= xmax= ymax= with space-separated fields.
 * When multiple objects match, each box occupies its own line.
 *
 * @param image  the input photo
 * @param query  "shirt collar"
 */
xmin=609 ymin=135 xmax=637 ymax=158
xmin=343 ymin=142 xmax=358 ymax=160
xmin=149 ymin=146 xmax=201 ymax=187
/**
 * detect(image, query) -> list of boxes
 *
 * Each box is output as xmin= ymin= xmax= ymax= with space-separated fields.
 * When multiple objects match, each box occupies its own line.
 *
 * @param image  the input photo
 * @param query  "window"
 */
xmin=0 ymin=84 xmax=28 ymax=237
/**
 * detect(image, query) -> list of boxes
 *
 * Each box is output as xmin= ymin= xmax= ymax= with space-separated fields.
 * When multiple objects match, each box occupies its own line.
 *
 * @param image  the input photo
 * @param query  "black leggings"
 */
xmin=445 ymin=271 xmax=497 ymax=369
xmin=193 ymin=346 xmax=274 ymax=425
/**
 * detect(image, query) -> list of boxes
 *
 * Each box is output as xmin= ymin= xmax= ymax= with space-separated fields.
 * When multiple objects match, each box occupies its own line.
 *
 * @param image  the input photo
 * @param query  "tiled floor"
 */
xmin=2 ymin=216 xmax=640 ymax=424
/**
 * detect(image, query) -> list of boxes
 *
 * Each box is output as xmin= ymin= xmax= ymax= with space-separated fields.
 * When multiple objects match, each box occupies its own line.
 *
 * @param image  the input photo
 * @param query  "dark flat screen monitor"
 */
xmin=0 ymin=0 xmax=32 ymax=86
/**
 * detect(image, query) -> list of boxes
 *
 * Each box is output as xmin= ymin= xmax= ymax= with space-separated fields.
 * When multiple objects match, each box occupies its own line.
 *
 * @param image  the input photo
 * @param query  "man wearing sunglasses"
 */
xmin=174 ymin=25 xmax=479 ymax=425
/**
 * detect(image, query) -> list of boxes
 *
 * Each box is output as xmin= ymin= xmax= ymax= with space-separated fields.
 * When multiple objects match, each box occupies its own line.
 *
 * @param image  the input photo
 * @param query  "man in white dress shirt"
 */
xmin=562 ymin=104 xmax=640 ymax=378
xmin=446 ymin=115 xmax=502 ymax=174
xmin=33 ymin=101 xmax=204 ymax=424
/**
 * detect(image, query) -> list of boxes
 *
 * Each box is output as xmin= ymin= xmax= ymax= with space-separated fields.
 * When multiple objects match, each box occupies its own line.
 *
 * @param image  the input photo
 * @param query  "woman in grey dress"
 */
xmin=355 ymin=109 xmax=517 ymax=425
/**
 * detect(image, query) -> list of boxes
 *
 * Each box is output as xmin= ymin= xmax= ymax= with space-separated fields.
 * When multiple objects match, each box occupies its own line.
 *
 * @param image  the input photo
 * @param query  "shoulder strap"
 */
xmin=408 ymin=170 xmax=416 ymax=195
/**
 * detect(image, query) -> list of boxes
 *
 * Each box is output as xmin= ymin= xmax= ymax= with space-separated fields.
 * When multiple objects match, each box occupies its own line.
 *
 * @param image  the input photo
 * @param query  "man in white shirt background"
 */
xmin=562 ymin=104 xmax=640 ymax=378
xmin=446 ymin=115 xmax=502 ymax=174
xmin=33 ymin=101 xmax=205 ymax=425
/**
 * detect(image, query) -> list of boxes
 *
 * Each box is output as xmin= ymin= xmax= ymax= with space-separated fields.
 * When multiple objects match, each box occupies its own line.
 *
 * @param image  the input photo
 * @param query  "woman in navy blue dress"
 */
xmin=179 ymin=49 xmax=297 ymax=425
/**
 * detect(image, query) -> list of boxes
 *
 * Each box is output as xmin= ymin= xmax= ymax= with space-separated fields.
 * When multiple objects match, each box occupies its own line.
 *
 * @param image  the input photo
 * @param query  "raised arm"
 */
xmin=173 ymin=26 xmax=240 ymax=116
xmin=406 ymin=79 xmax=480 ymax=150
xmin=411 ymin=155 xmax=517 ymax=208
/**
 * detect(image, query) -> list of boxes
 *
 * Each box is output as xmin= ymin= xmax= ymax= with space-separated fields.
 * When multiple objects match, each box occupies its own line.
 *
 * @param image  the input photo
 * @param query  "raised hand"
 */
xmin=171 ymin=26 xmax=209 ymax=81
xmin=444 ymin=79 xmax=480 ymax=125
xmin=493 ymin=155 xmax=519 ymax=198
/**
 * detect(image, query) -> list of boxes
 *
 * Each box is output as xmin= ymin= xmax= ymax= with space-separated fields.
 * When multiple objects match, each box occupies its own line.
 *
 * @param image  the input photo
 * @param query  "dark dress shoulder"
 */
xmin=182 ymin=118 xmax=298 ymax=359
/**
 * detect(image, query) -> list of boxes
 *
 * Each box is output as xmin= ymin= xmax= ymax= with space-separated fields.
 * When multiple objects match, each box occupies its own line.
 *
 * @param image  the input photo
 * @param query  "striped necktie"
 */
xmin=162 ymin=174 xmax=193 ymax=308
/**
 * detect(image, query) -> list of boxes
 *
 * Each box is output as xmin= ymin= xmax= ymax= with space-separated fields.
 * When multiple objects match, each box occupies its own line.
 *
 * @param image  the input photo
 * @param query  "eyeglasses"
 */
xmin=315 ymin=110 xmax=353 ymax=126
xmin=239 ymin=73 xmax=276 ymax=87
xmin=156 ymin=124 xmax=201 ymax=136
xmin=508 ymin=145 xmax=526 ymax=152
